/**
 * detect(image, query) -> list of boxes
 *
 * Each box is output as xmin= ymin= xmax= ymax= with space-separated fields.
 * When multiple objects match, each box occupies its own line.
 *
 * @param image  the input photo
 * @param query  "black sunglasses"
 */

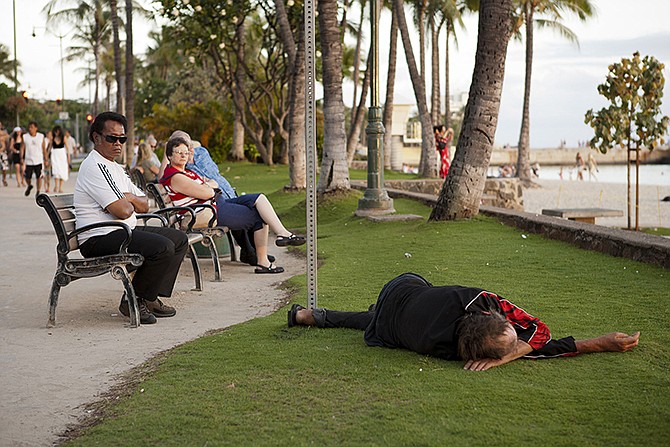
xmin=101 ymin=133 xmax=128 ymax=144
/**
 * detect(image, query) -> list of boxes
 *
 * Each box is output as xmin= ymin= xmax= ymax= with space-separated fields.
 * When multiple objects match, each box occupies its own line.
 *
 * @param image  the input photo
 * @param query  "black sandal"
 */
xmin=275 ymin=234 xmax=306 ymax=247
xmin=254 ymin=263 xmax=285 ymax=274
xmin=287 ymin=304 xmax=305 ymax=327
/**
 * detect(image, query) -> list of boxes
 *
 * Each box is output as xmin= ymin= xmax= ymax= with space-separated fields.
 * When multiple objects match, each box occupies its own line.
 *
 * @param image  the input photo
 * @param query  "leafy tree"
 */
xmin=0 ymin=44 xmax=19 ymax=85
xmin=585 ymin=52 xmax=669 ymax=230
xmin=513 ymin=0 xmax=594 ymax=182
xmin=430 ymin=0 xmax=514 ymax=220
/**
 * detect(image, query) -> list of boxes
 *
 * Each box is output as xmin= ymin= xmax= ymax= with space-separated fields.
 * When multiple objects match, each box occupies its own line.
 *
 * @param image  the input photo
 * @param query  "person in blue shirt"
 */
xmin=159 ymin=131 xmax=276 ymax=266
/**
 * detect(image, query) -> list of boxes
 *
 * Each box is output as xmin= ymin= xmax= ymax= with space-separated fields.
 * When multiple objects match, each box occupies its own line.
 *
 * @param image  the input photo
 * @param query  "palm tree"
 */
xmin=0 ymin=44 xmax=19 ymax=85
xmin=430 ymin=0 xmax=514 ymax=220
xmin=382 ymin=0 xmax=399 ymax=169
xmin=44 ymin=0 xmax=110 ymax=115
xmin=125 ymin=0 xmax=135 ymax=166
xmin=514 ymin=0 xmax=594 ymax=182
xmin=393 ymin=0 xmax=438 ymax=178
xmin=109 ymin=0 xmax=124 ymax=113
xmin=275 ymin=0 xmax=306 ymax=189
xmin=317 ymin=0 xmax=350 ymax=192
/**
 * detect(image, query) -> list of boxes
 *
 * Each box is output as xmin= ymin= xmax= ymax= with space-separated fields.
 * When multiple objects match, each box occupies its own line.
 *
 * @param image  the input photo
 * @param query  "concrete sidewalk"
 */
xmin=0 ymin=173 xmax=303 ymax=446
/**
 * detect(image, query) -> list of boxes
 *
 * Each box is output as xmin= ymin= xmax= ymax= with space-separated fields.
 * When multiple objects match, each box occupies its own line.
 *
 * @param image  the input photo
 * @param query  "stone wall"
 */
xmin=383 ymin=178 xmax=523 ymax=210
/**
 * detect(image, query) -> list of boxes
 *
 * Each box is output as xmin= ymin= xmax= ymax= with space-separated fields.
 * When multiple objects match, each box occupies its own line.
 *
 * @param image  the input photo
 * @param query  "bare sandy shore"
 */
xmin=522 ymin=179 xmax=670 ymax=229
xmin=0 ymin=174 xmax=304 ymax=447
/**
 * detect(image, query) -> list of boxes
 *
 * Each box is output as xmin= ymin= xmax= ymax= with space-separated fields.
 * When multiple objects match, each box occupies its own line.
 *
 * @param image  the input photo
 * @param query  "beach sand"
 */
xmin=522 ymin=179 xmax=670 ymax=229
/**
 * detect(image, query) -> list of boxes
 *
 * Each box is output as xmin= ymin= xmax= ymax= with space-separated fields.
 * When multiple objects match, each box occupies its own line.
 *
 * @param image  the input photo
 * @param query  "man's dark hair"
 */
xmin=165 ymin=136 xmax=190 ymax=157
xmin=28 ymin=121 xmax=38 ymax=128
xmin=89 ymin=112 xmax=127 ymax=143
xmin=457 ymin=312 xmax=512 ymax=361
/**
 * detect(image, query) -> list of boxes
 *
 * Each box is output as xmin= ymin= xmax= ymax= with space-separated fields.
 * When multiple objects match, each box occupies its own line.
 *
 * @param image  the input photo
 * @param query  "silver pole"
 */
xmin=13 ymin=0 xmax=19 ymax=126
xmin=304 ymin=0 xmax=318 ymax=308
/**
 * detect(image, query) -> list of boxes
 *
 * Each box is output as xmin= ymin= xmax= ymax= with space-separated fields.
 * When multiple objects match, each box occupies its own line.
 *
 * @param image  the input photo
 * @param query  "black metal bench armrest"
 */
xmin=136 ymin=213 xmax=168 ymax=227
xmin=153 ymin=206 xmax=198 ymax=231
xmin=187 ymin=203 xmax=218 ymax=228
xmin=67 ymin=221 xmax=133 ymax=255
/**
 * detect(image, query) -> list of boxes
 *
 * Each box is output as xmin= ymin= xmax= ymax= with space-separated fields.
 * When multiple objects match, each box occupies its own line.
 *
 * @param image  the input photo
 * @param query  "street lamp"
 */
xmin=13 ymin=0 xmax=19 ymax=126
xmin=355 ymin=0 xmax=395 ymax=216
xmin=32 ymin=26 xmax=69 ymax=111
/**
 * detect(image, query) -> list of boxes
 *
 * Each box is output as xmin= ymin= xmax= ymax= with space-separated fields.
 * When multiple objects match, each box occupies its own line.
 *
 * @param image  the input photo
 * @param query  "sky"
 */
xmin=1 ymin=0 xmax=669 ymax=149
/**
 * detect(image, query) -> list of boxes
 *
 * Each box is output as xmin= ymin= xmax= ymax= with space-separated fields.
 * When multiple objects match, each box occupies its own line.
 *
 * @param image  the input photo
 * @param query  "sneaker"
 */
xmin=24 ymin=184 xmax=33 ymax=197
xmin=145 ymin=298 xmax=177 ymax=318
xmin=118 ymin=298 xmax=157 ymax=325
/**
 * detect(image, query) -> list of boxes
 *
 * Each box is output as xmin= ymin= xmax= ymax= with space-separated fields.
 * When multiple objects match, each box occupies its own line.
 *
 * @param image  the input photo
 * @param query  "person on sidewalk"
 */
xmin=160 ymin=136 xmax=306 ymax=274
xmin=74 ymin=112 xmax=189 ymax=324
xmin=21 ymin=122 xmax=48 ymax=196
xmin=288 ymin=272 xmax=640 ymax=371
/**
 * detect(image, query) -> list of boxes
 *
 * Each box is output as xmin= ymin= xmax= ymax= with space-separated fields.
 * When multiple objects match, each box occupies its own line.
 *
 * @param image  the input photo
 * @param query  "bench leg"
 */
xmin=203 ymin=235 xmax=223 ymax=282
xmin=227 ymin=232 xmax=238 ymax=263
xmin=188 ymin=244 xmax=203 ymax=291
xmin=46 ymin=276 xmax=62 ymax=328
xmin=112 ymin=265 xmax=140 ymax=328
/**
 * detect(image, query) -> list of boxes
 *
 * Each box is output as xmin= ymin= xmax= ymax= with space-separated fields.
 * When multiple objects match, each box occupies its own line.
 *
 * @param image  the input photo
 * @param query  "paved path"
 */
xmin=0 ymin=173 xmax=303 ymax=446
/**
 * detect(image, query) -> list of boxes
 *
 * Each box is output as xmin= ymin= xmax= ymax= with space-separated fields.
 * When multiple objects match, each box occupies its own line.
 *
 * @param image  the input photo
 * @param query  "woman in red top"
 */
xmin=160 ymin=136 xmax=305 ymax=274
xmin=434 ymin=125 xmax=454 ymax=179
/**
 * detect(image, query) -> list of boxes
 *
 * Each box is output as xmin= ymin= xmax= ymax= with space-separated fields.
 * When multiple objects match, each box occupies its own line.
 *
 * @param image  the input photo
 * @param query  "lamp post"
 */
xmin=32 ymin=27 xmax=69 ymax=111
xmin=355 ymin=0 xmax=394 ymax=216
xmin=13 ymin=0 xmax=19 ymax=126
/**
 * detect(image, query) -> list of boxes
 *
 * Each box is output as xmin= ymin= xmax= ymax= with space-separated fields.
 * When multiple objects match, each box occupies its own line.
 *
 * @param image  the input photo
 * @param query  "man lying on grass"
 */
xmin=288 ymin=273 xmax=640 ymax=371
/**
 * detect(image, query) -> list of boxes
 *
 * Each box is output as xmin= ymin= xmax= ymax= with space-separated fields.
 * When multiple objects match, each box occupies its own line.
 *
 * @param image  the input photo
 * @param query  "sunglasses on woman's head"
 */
xmin=101 ymin=134 xmax=128 ymax=144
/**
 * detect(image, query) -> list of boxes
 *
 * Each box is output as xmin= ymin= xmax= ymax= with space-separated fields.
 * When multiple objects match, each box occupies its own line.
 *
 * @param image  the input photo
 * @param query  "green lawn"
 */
xmin=67 ymin=162 xmax=670 ymax=446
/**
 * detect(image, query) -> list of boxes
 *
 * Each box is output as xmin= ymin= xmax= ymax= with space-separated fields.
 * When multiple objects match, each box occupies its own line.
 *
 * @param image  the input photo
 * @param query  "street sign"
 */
xmin=58 ymin=112 xmax=69 ymax=120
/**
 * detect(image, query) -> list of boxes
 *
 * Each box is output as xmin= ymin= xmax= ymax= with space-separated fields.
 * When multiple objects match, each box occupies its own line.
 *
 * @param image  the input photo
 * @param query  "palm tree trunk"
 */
xmin=516 ymin=5 xmax=533 ymax=182
xmin=430 ymin=18 xmax=441 ymax=123
xmin=124 ymin=0 xmax=135 ymax=167
xmin=444 ymin=25 xmax=451 ymax=129
xmin=230 ymin=20 xmax=246 ymax=161
xmin=430 ymin=0 xmax=514 ymax=221
xmin=351 ymin=1 xmax=366 ymax=123
xmin=275 ymin=0 xmax=306 ymax=189
xmin=347 ymin=45 xmax=372 ymax=165
xmin=317 ymin=0 xmax=350 ymax=192
xmin=110 ymin=0 xmax=123 ymax=114
xmin=419 ymin=0 xmax=427 ymax=82
xmin=393 ymin=0 xmax=438 ymax=178
xmin=383 ymin=5 xmax=399 ymax=170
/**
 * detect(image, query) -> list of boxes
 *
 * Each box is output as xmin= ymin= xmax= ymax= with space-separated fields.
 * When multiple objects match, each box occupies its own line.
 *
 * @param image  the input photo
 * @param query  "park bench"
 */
xmin=541 ymin=207 xmax=624 ymax=224
xmin=129 ymin=168 xmax=149 ymax=193
xmin=147 ymin=182 xmax=236 ymax=282
xmin=37 ymin=193 xmax=179 ymax=328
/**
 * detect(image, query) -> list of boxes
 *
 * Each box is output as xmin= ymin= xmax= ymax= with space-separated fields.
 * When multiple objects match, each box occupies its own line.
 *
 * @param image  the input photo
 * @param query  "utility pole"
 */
xmin=13 ymin=0 xmax=19 ymax=126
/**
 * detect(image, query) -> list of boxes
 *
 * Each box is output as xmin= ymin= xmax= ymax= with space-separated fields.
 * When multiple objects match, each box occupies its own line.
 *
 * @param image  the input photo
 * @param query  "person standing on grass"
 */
xmin=21 ymin=122 xmax=48 ymax=197
xmin=74 ymin=111 xmax=189 ymax=325
xmin=288 ymin=272 xmax=640 ymax=371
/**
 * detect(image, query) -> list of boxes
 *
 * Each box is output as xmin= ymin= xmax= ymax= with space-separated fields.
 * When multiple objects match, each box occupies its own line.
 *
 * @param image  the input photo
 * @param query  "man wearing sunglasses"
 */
xmin=74 ymin=112 xmax=189 ymax=325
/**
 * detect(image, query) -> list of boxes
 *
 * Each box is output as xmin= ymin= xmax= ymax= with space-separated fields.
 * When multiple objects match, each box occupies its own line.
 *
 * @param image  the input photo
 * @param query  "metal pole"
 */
xmin=304 ymin=0 xmax=318 ymax=309
xmin=356 ymin=0 xmax=394 ymax=216
xmin=13 ymin=0 xmax=19 ymax=126
xmin=60 ymin=34 xmax=65 ymax=107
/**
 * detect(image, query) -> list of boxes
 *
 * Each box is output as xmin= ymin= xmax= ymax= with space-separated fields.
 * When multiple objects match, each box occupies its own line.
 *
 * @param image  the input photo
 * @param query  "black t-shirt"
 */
xmin=364 ymin=273 xmax=503 ymax=360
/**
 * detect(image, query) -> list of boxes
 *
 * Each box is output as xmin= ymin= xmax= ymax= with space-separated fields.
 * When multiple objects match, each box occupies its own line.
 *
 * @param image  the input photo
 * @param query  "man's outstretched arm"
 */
xmin=575 ymin=332 xmax=640 ymax=354
xmin=464 ymin=332 xmax=640 ymax=372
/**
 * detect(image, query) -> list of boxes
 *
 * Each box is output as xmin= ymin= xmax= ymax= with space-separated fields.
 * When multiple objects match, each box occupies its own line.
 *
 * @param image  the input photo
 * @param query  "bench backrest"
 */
xmin=36 ymin=193 xmax=79 ymax=254
xmin=130 ymin=168 xmax=148 ymax=192
xmin=146 ymin=182 xmax=170 ymax=209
